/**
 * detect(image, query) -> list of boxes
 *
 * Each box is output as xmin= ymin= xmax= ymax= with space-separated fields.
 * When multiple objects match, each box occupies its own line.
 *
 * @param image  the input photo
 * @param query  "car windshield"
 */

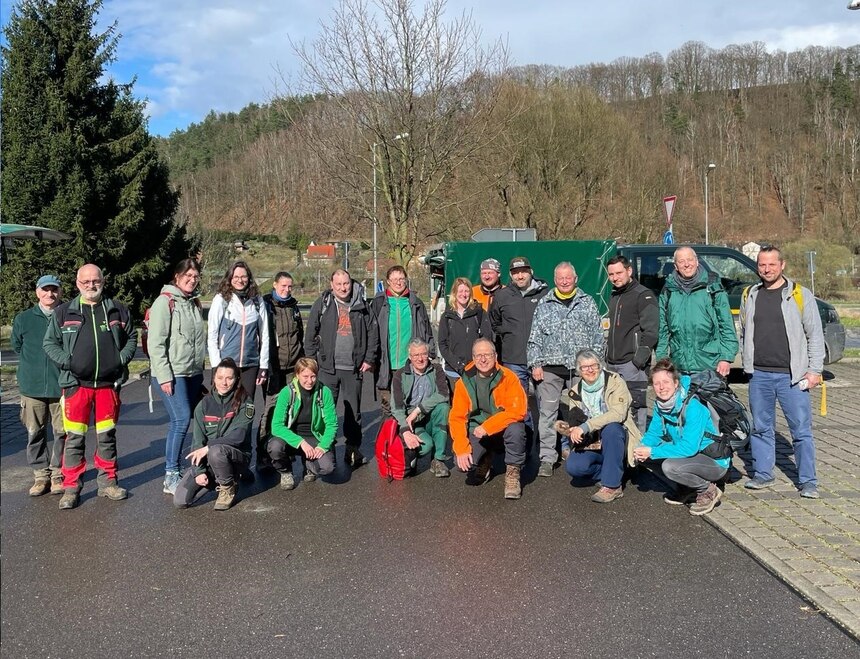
xmin=697 ymin=254 xmax=760 ymax=296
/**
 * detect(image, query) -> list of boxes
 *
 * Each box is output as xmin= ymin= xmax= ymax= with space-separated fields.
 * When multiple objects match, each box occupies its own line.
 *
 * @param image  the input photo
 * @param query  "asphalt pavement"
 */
xmin=2 ymin=377 xmax=858 ymax=657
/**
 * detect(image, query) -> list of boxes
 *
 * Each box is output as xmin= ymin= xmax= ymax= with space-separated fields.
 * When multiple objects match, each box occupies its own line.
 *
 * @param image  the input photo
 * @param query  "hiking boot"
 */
xmin=744 ymin=476 xmax=775 ymax=490
xmin=280 ymin=472 xmax=296 ymax=491
xmin=537 ymin=461 xmax=554 ymax=478
xmin=504 ymin=465 xmax=522 ymax=500
xmin=213 ymin=483 xmax=237 ymax=510
xmin=465 ymin=453 xmax=492 ymax=486
xmin=97 ymin=482 xmax=128 ymax=501
xmin=663 ymin=489 xmax=696 ymax=506
xmin=29 ymin=477 xmax=51 ymax=497
xmin=59 ymin=491 xmax=79 ymax=510
xmin=591 ymin=486 xmax=623 ymax=504
xmin=689 ymin=483 xmax=722 ymax=516
xmin=799 ymin=482 xmax=820 ymax=499
xmin=345 ymin=446 xmax=368 ymax=469
xmin=303 ymin=470 xmax=317 ymax=483
xmin=430 ymin=459 xmax=450 ymax=478
xmin=50 ymin=477 xmax=65 ymax=495
xmin=162 ymin=471 xmax=181 ymax=495
xmin=560 ymin=446 xmax=571 ymax=462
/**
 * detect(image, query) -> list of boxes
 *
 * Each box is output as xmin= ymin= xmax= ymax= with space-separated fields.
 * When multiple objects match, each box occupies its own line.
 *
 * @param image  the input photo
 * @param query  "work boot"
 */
xmin=303 ymin=469 xmax=317 ymax=483
xmin=97 ymin=481 xmax=128 ymax=501
xmin=689 ymin=483 xmax=722 ymax=516
xmin=465 ymin=453 xmax=492 ymax=486
xmin=430 ymin=459 xmax=450 ymax=478
xmin=344 ymin=446 xmax=368 ymax=469
xmin=50 ymin=477 xmax=65 ymax=495
xmin=280 ymin=472 xmax=296 ymax=491
xmin=537 ymin=461 xmax=554 ymax=478
xmin=59 ymin=490 xmax=80 ymax=510
xmin=29 ymin=477 xmax=51 ymax=497
xmin=213 ymin=483 xmax=237 ymax=511
xmin=591 ymin=486 xmax=624 ymax=504
xmin=504 ymin=465 xmax=522 ymax=500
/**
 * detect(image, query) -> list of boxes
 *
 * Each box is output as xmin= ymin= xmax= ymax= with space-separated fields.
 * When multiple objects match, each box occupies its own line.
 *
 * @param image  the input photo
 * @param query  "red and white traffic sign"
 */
xmin=663 ymin=195 xmax=677 ymax=227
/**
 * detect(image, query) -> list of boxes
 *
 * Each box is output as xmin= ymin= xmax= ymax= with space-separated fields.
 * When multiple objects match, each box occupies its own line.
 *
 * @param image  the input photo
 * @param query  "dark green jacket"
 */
xmin=11 ymin=305 xmax=62 ymax=398
xmin=190 ymin=389 xmax=254 ymax=475
xmin=391 ymin=361 xmax=450 ymax=433
xmin=42 ymin=296 xmax=137 ymax=388
xmin=656 ymin=269 xmax=738 ymax=372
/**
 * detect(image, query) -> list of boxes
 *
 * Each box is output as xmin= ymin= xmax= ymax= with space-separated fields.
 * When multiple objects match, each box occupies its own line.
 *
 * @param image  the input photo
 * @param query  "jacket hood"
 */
xmin=327 ymin=281 xmax=366 ymax=310
xmin=160 ymin=283 xmax=198 ymax=300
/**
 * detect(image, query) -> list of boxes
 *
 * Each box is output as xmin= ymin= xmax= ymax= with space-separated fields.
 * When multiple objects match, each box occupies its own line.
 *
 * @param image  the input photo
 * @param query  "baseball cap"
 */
xmin=36 ymin=275 xmax=61 ymax=289
xmin=509 ymin=256 xmax=531 ymax=271
xmin=479 ymin=258 xmax=501 ymax=273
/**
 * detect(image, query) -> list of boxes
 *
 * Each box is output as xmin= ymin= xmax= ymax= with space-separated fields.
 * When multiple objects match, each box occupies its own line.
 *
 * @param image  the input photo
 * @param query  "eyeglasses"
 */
xmin=181 ymin=273 xmax=201 ymax=281
xmin=77 ymin=279 xmax=102 ymax=286
xmin=473 ymin=353 xmax=495 ymax=360
xmin=231 ymin=275 xmax=249 ymax=281
xmin=579 ymin=363 xmax=601 ymax=372
xmin=410 ymin=352 xmax=429 ymax=358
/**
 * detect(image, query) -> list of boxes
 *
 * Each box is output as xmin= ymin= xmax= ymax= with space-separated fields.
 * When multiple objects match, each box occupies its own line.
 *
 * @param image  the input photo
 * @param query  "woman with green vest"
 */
xmin=268 ymin=357 xmax=338 ymax=490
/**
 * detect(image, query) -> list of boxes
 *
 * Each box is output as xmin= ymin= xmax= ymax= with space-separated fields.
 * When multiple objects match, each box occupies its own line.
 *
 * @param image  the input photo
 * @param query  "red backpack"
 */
xmin=375 ymin=418 xmax=418 ymax=481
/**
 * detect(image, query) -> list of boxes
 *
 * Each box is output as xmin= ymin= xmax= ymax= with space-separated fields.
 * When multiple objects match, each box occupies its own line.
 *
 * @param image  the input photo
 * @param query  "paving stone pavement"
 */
xmin=708 ymin=361 xmax=860 ymax=639
xmin=2 ymin=363 xmax=859 ymax=640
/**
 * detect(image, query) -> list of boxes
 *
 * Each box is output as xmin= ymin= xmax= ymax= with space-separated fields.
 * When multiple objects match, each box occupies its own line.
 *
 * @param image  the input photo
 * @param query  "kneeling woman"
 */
xmin=268 ymin=357 xmax=338 ymax=489
xmin=559 ymin=349 xmax=641 ymax=504
xmin=632 ymin=359 xmax=729 ymax=516
xmin=174 ymin=358 xmax=254 ymax=511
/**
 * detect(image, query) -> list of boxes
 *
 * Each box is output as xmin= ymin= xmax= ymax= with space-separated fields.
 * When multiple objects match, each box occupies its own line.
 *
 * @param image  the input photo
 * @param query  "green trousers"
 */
xmin=414 ymin=403 xmax=450 ymax=461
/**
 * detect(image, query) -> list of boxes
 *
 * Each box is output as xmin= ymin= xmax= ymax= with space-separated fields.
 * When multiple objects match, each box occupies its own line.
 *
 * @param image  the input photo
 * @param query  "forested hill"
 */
xmin=158 ymin=41 xmax=860 ymax=253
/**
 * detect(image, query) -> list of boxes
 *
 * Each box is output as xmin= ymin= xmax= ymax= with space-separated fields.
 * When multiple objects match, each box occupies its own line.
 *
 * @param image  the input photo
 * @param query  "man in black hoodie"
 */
xmin=605 ymin=256 xmax=658 ymax=431
xmin=305 ymin=269 xmax=379 ymax=468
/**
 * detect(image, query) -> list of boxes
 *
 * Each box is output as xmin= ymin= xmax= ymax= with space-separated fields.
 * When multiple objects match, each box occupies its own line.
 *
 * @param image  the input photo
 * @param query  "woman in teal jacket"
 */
xmin=633 ymin=358 xmax=729 ymax=516
xmin=268 ymin=357 xmax=338 ymax=490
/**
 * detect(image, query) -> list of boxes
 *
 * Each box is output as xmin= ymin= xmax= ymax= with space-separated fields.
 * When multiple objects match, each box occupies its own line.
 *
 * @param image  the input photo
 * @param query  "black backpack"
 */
xmin=679 ymin=371 xmax=752 ymax=460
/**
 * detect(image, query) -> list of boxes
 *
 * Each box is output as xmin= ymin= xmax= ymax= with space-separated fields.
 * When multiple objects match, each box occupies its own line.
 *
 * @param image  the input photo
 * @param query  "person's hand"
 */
xmin=633 ymin=446 xmax=651 ymax=462
xmin=456 ymin=454 xmax=473 ymax=472
xmin=403 ymin=431 xmax=421 ymax=450
xmin=360 ymin=362 xmax=373 ymax=373
xmin=195 ymin=473 xmax=208 ymax=487
xmin=805 ymin=372 xmax=822 ymax=389
xmin=405 ymin=408 xmax=421 ymax=431
xmin=160 ymin=381 xmax=174 ymax=396
xmin=186 ymin=446 xmax=209 ymax=466
xmin=299 ymin=440 xmax=316 ymax=460
xmin=310 ymin=446 xmax=326 ymax=460
xmin=570 ymin=426 xmax=584 ymax=444
xmin=531 ymin=366 xmax=544 ymax=382
xmin=473 ymin=426 xmax=488 ymax=439
xmin=256 ymin=370 xmax=268 ymax=386
xmin=715 ymin=361 xmax=731 ymax=377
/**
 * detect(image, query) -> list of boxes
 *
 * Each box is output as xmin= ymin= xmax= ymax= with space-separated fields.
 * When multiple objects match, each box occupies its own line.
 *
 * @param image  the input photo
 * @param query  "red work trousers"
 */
xmin=61 ymin=385 xmax=121 ymax=490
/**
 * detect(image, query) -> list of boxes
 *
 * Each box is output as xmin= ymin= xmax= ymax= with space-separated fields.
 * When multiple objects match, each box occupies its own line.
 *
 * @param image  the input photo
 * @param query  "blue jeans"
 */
xmin=748 ymin=369 xmax=817 ymax=486
xmin=157 ymin=374 xmax=203 ymax=473
xmin=502 ymin=363 xmax=533 ymax=431
xmin=564 ymin=422 xmax=626 ymax=488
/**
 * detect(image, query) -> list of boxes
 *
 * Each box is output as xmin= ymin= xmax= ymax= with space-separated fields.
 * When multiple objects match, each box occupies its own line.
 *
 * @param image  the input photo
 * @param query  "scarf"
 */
xmin=580 ymin=376 xmax=606 ymax=418
xmin=673 ymin=265 xmax=704 ymax=295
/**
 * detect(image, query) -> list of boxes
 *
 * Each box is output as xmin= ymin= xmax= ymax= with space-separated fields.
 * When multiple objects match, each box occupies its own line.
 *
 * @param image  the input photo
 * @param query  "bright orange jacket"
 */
xmin=471 ymin=284 xmax=499 ymax=312
xmin=449 ymin=362 xmax=527 ymax=457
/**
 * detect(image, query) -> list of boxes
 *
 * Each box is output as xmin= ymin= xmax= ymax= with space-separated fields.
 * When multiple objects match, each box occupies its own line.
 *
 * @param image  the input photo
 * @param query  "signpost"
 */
xmin=663 ymin=195 xmax=677 ymax=246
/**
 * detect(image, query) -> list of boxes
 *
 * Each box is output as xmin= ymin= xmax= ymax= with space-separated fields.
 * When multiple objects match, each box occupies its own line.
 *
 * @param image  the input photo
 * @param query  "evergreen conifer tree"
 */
xmin=1 ymin=0 xmax=193 ymax=322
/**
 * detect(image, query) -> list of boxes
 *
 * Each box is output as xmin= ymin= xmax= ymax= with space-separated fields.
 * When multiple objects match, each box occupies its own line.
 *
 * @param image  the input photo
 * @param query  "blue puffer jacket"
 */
xmin=640 ymin=376 xmax=731 ymax=469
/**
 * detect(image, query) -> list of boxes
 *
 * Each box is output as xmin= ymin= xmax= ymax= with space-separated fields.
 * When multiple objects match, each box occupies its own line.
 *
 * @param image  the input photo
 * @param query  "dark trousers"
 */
xmin=469 ymin=422 xmax=527 ymax=467
xmin=173 ymin=444 xmax=249 ymax=508
xmin=239 ymin=366 xmax=258 ymax=402
xmin=318 ymin=369 xmax=363 ymax=447
xmin=20 ymin=396 xmax=65 ymax=477
xmin=267 ymin=437 xmax=335 ymax=477
xmin=564 ymin=422 xmax=627 ymax=489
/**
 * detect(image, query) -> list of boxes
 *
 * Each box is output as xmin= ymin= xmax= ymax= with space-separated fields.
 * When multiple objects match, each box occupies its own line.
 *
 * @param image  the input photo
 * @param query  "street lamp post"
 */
xmin=704 ymin=162 xmax=716 ymax=245
xmin=371 ymin=132 xmax=408 ymax=293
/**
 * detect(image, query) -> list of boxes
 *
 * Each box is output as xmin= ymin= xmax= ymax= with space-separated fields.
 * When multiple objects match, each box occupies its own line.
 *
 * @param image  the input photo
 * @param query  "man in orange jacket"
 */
xmin=449 ymin=337 xmax=527 ymax=499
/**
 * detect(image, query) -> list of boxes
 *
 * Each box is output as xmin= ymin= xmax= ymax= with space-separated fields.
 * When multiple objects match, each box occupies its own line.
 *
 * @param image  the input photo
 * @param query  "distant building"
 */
xmin=304 ymin=242 xmax=337 ymax=266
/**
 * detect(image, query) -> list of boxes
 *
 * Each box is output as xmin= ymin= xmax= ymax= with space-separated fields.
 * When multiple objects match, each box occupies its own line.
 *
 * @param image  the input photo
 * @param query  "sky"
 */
xmin=1 ymin=1 xmax=859 ymax=137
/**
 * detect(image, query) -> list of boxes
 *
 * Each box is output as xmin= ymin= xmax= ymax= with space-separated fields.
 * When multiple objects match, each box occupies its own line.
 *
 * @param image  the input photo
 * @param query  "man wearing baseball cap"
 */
xmin=11 ymin=275 xmax=66 ymax=496
xmin=472 ymin=258 xmax=502 ymax=311
xmin=488 ymin=256 xmax=549 ymax=435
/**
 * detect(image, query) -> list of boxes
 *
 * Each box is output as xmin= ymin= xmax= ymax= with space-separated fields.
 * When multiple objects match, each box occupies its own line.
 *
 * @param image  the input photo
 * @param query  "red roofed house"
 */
xmin=304 ymin=242 xmax=337 ymax=266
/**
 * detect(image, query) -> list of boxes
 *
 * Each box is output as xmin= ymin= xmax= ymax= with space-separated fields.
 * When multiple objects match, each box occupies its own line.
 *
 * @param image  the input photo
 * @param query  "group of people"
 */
xmin=13 ymin=243 xmax=825 ymax=513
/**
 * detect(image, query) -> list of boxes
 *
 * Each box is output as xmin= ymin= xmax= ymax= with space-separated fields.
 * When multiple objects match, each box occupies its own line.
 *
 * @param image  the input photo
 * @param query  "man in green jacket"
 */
xmin=11 ymin=275 xmax=66 ymax=497
xmin=391 ymin=339 xmax=451 ymax=477
xmin=656 ymin=247 xmax=738 ymax=377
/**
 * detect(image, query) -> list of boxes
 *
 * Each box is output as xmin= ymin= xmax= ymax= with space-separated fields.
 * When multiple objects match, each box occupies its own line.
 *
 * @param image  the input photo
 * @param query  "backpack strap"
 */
xmin=791 ymin=282 xmax=804 ymax=315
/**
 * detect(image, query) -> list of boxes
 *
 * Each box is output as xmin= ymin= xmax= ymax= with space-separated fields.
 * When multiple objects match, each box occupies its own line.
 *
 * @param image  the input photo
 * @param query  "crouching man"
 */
xmin=449 ymin=338 xmax=527 ymax=499
xmin=391 ymin=339 xmax=451 ymax=478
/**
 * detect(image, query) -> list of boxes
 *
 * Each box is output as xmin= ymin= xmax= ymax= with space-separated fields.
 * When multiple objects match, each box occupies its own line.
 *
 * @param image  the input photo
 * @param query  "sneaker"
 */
xmin=59 ymin=491 xmax=79 ymax=510
xmin=50 ymin=477 xmax=64 ymax=495
xmin=280 ymin=472 xmax=296 ymax=491
xmin=345 ymin=446 xmax=368 ymax=469
xmin=98 ymin=482 xmax=128 ymax=501
xmin=591 ymin=486 xmax=624 ymax=504
xmin=799 ymin=482 xmax=820 ymax=499
xmin=28 ymin=478 xmax=51 ymax=497
xmin=213 ymin=483 xmax=237 ymax=511
xmin=663 ymin=489 xmax=696 ymax=506
xmin=504 ymin=465 xmax=522 ymax=499
xmin=744 ymin=476 xmax=776 ymax=490
xmin=162 ymin=471 xmax=181 ymax=495
xmin=689 ymin=484 xmax=723 ymax=516
xmin=430 ymin=459 xmax=450 ymax=478
xmin=303 ymin=470 xmax=317 ymax=483
xmin=537 ymin=461 xmax=554 ymax=478
xmin=465 ymin=453 xmax=492 ymax=486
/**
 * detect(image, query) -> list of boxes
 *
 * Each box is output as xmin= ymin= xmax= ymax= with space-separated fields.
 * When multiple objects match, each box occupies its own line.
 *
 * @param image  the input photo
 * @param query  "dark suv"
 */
xmin=617 ymin=244 xmax=846 ymax=365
